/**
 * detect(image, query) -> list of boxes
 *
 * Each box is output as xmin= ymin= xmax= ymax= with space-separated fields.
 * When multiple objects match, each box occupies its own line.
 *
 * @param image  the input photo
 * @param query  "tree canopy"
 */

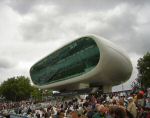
xmin=0 ymin=76 xmax=32 ymax=101
xmin=137 ymin=52 xmax=150 ymax=89
xmin=0 ymin=76 xmax=53 ymax=101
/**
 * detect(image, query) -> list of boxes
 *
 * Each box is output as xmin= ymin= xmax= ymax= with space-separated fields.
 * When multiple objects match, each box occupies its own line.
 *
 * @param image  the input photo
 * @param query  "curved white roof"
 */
xmin=30 ymin=35 xmax=133 ymax=91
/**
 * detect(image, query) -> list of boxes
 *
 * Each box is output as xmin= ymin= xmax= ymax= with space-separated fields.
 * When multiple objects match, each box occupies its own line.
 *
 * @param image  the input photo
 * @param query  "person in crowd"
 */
xmin=86 ymin=105 xmax=94 ymax=118
xmin=127 ymin=97 xmax=137 ymax=118
xmin=92 ymin=104 xmax=105 ymax=118
xmin=109 ymin=105 xmax=127 ymax=118
xmin=1 ymin=90 xmax=150 ymax=118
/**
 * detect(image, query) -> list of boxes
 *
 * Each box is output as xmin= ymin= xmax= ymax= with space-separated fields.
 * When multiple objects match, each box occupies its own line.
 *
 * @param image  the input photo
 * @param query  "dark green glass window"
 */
xmin=30 ymin=37 xmax=100 ymax=85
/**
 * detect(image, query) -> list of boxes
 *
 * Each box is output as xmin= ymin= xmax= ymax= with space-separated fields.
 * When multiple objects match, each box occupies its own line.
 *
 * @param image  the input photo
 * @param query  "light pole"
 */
xmin=45 ymin=89 xmax=48 ymax=101
xmin=121 ymin=81 xmax=124 ymax=91
xmin=38 ymin=88 xmax=43 ymax=101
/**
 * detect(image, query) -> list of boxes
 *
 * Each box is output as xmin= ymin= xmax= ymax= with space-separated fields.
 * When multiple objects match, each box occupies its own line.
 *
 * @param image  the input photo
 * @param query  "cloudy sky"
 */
xmin=0 ymin=0 xmax=150 ymax=91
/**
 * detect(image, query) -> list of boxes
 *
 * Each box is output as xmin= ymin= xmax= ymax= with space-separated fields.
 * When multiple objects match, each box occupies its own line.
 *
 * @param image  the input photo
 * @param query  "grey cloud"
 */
xmin=4 ymin=0 xmax=119 ymax=14
xmin=50 ymin=0 xmax=150 ymax=15
xmin=51 ymin=0 xmax=120 ymax=13
xmin=85 ymin=4 xmax=150 ymax=55
xmin=5 ymin=0 xmax=43 ymax=14
xmin=5 ymin=0 xmax=149 ymax=15
xmin=20 ymin=15 xmax=63 ymax=41
xmin=129 ymin=28 xmax=150 ymax=54
xmin=0 ymin=58 xmax=15 ymax=69
xmin=87 ymin=11 xmax=137 ymax=40
xmin=19 ymin=0 xmax=150 ymax=55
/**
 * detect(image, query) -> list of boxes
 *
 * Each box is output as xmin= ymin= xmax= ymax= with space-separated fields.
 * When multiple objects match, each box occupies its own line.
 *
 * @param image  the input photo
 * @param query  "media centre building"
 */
xmin=30 ymin=35 xmax=133 ymax=93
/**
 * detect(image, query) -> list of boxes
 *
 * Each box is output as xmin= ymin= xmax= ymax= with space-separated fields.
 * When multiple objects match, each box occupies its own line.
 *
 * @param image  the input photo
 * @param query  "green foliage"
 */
xmin=31 ymin=87 xmax=42 ymax=101
xmin=31 ymin=88 xmax=53 ymax=101
xmin=0 ymin=76 xmax=32 ymax=101
xmin=137 ymin=52 xmax=150 ymax=89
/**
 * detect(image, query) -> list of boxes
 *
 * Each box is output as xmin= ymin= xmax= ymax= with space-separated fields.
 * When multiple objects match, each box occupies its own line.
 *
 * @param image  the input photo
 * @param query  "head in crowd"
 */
xmin=109 ymin=105 xmax=126 ymax=118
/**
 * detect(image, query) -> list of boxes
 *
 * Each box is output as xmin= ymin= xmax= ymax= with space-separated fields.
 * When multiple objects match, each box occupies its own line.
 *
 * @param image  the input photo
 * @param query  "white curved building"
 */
xmin=30 ymin=35 xmax=133 ymax=92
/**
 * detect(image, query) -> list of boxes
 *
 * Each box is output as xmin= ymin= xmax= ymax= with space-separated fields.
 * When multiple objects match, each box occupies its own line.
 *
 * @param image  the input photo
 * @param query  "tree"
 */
xmin=0 ymin=76 xmax=32 ymax=101
xmin=30 ymin=87 xmax=42 ymax=101
xmin=137 ymin=52 xmax=150 ymax=89
xmin=30 ymin=87 xmax=53 ymax=102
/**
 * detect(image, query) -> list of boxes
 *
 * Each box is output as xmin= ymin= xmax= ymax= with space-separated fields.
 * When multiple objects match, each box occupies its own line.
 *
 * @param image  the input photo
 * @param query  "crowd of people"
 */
xmin=0 ymin=90 xmax=150 ymax=118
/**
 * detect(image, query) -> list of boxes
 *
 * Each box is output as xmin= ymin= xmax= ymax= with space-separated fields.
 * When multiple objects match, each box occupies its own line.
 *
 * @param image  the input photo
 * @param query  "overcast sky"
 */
xmin=0 ymin=0 xmax=150 ymax=91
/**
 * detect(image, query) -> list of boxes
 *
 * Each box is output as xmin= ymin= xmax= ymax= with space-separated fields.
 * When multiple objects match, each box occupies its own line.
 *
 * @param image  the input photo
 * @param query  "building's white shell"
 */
xmin=33 ymin=35 xmax=133 ymax=92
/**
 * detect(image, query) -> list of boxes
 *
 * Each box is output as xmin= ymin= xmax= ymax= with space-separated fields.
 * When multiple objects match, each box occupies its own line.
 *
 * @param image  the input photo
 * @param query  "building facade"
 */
xmin=30 ymin=35 xmax=133 ymax=92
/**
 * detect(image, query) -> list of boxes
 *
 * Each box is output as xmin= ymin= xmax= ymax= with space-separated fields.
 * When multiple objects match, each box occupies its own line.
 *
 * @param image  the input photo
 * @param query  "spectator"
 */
xmin=127 ymin=97 xmax=137 ymax=118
